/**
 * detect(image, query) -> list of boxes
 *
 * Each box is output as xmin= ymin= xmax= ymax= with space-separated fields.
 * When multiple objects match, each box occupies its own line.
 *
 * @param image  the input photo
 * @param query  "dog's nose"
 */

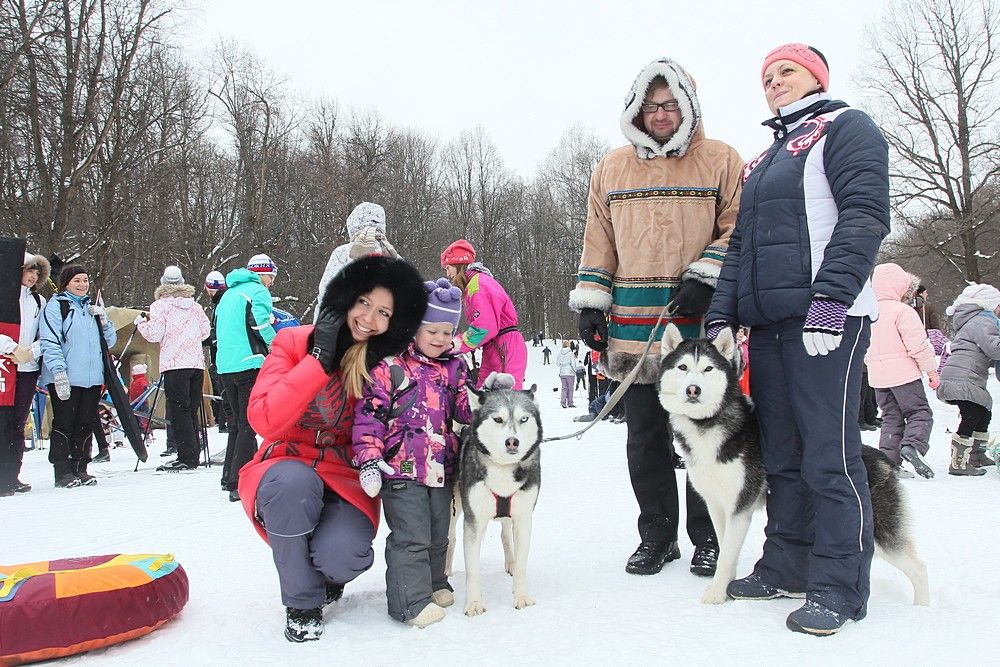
xmin=686 ymin=385 xmax=701 ymax=399
xmin=505 ymin=437 xmax=519 ymax=452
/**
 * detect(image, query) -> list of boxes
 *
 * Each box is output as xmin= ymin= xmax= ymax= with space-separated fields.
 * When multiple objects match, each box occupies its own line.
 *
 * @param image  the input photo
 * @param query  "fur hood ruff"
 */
xmin=621 ymin=57 xmax=703 ymax=160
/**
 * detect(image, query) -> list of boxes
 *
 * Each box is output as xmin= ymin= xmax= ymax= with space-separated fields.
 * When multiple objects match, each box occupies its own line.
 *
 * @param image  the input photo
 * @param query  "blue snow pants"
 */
xmin=748 ymin=316 xmax=874 ymax=620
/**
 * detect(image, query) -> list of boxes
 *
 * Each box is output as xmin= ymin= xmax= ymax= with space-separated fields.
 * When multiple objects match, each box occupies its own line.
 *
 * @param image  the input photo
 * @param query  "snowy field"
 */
xmin=5 ymin=343 xmax=1000 ymax=665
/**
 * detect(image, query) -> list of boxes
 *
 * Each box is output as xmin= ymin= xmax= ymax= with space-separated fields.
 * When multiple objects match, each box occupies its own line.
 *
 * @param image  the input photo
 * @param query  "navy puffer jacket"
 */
xmin=706 ymin=94 xmax=890 ymax=328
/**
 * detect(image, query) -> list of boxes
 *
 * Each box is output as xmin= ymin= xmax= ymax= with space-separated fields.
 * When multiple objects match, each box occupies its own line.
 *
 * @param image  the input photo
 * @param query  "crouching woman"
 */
xmin=237 ymin=255 xmax=426 ymax=642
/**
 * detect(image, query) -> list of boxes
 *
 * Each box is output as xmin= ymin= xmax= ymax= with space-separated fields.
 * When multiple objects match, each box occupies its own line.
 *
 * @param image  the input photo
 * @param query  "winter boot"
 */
xmin=969 ymin=432 xmax=995 ymax=468
xmin=901 ymin=445 xmax=934 ymax=479
xmin=284 ymin=606 xmax=323 ymax=642
xmin=92 ymin=449 xmax=110 ymax=463
xmin=74 ymin=460 xmax=97 ymax=486
xmin=431 ymin=589 xmax=455 ymax=607
xmin=690 ymin=541 xmax=719 ymax=577
xmin=786 ymin=600 xmax=852 ymax=636
xmin=55 ymin=472 xmax=82 ymax=488
xmin=949 ymin=435 xmax=986 ymax=476
xmin=406 ymin=602 xmax=445 ymax=628
xmin=625 ymin=540 xmax=680 ymax=575
xmin=324 ymin=582 xmax=345 ymax=606
xmin=53 ymin=459 xmax=81 ymax=488
xmin=13 ymin=480 xmax=31 ymax=493
xmin=727 ymin=571 xmax=806 ymax=601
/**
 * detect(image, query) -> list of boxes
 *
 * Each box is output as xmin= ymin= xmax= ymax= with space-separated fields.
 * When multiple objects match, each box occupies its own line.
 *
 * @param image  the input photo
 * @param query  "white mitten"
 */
xmin=359 ymin=459 xmax=396 ymax=498
xmin=87 ymin=304 xmax=106 ymax=318
xmin=0 ymin=334 xmax=15 ymax=355
xmin=482 ymin=372 xmax=515 ymax=391
xmin=349 ymin=228 xmax=380 ymax=259
xmin=54 ymin=371 xmax=71 ymax=401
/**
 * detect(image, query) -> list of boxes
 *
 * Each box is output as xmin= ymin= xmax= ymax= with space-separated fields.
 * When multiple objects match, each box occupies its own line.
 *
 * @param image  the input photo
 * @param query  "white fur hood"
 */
xmin=620 ymin=58 xmax=703 ymax=159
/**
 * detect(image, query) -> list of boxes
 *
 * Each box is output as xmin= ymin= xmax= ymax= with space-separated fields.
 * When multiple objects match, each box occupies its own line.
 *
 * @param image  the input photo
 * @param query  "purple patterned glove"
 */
xmin=802 ymin=296 xmax=848 ymax=356
xmin=705 ymin=320 xmax=730 ymax=341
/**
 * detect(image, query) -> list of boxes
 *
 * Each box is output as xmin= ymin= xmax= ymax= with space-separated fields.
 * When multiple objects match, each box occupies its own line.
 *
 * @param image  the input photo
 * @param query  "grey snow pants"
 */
xmin=256 ymin=459 xmax=375 ymax=610
xmin=380 ymin=479 xmax=453 ymax=622
xmin=875 ymin=379 xmax=933 ymax=464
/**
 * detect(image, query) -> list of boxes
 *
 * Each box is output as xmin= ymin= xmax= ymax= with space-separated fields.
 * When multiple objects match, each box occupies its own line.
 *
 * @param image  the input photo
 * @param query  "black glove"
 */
xmin=310 ymin=309 xmax=346 ymax=374
xmin=578 ymin=308 xmax=608 ymax=351
xmin=667 ymin=280 xmax=715 ymax=317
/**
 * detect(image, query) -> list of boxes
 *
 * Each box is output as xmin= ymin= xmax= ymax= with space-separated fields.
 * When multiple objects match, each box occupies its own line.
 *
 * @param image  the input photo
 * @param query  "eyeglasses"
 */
xmin=640 ymin=101 xmax=680 ymax=113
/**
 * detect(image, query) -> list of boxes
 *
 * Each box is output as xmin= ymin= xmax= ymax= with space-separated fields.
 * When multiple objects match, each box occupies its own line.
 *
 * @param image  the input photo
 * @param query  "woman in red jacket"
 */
xmin=238 ymin=255 xmax=426 ymax=643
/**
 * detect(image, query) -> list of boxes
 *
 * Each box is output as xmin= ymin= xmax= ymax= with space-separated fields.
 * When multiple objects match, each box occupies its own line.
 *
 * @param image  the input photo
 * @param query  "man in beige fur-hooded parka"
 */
xmin=568 ymin=57 xmax=744 ymax=577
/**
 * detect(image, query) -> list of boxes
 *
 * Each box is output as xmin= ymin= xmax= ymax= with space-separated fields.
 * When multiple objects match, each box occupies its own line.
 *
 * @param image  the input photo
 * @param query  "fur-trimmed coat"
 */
xmin=136 ymin=283 xmax=211 ymax=372
xmin=568 ymin=58 xmax=744 ymax=384
xmin=238 ymin=255 xmax=427 ymax=543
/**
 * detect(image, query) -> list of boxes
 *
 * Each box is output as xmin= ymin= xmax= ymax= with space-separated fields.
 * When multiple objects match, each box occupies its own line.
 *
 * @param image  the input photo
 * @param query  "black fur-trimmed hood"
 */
xmin=319 ymin=255 xmax=427 ymax=369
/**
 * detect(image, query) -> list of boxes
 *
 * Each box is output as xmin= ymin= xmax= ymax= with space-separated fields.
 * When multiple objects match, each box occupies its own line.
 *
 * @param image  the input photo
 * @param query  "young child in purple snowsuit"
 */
xmin=352 ymin=278 xmax=474 ymax=628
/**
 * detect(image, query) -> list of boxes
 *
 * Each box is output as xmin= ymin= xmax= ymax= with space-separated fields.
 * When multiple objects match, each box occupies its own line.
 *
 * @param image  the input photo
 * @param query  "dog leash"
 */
xmin=541 ymin=302 xmax=672 ymax=443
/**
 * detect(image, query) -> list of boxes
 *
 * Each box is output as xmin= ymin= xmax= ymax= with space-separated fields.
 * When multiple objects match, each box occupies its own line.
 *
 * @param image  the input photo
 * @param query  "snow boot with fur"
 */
xmin=969 ymin=432 xmax=995 ymax=468
xmin=949 ymin=435 xmax=986 ymax=476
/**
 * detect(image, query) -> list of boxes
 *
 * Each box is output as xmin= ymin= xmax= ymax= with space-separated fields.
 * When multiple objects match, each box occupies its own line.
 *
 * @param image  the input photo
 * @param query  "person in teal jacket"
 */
xmin=216 ymin=254 xmax=278 ymax=500
xmin=38 ymin=265 xmax=116 ymax=488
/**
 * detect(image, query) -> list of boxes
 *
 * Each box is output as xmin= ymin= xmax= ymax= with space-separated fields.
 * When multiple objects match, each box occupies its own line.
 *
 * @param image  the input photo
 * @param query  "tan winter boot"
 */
xmin=949 ymin=435 xmax=986 ymax=476
xmin=969 ymin=432 xmax=996 ymax=468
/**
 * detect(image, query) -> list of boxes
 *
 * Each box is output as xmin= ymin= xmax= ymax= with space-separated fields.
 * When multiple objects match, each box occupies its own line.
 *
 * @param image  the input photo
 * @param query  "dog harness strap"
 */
xmin=493 ymin=492 xmax=512 ymax=519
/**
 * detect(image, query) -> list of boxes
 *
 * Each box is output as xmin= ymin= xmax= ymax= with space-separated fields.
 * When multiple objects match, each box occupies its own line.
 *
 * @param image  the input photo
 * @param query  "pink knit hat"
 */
xmin=761 ymin=43 xmax=830 ymax=91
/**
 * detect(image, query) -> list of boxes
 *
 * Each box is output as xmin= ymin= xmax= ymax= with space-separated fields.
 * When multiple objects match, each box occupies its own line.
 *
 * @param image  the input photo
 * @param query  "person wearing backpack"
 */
xmin=38 ymin=265 xmax=116 ymax=488
xmin=0 ymin=252 xmax=49 ymax=496
xmin=352 ymin=277 xmax=474 ymax=628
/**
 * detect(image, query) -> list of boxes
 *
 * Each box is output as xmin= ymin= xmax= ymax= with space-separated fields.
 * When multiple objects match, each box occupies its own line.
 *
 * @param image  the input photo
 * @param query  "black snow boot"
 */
xmin=285 ymin=607 xmax=323 ymax=642
xmin=74 ymin=460 xmax=97 ymax=486
xmin=625 ymin=541 xmax=680 ymax=575
xmin=92 ymin=449 xmax=110 ymax=463
xmin=901 ymin=445 xmax=934 ymax=479
xmin=324 ymin=582 xmax=345 ymax=606
xmin=690 ymin=541 xmax=719 ymax=577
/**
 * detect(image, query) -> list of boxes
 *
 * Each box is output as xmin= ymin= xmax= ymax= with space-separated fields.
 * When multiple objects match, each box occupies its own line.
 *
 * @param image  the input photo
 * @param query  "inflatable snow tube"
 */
xmin=0 ymin=553 xmax=188 ymax=666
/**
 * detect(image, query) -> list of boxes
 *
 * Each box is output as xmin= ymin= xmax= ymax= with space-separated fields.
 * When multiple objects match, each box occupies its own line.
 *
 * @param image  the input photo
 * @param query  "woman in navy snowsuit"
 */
xmin=705 ymin=44 xmax=890 ymax=636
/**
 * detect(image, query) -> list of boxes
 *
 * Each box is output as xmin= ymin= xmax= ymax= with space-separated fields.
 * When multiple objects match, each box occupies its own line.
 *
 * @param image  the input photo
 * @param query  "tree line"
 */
xmin=1 ymin=0 xmax=996 ymax=336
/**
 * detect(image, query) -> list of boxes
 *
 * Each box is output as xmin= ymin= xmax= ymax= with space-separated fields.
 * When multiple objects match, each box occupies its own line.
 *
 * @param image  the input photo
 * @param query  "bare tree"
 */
xmin=858 ymin=0 xmax=1000 ymax=282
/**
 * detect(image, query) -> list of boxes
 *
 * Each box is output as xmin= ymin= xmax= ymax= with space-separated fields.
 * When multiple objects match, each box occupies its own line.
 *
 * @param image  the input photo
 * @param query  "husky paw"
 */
xmin=504 ymin=560 xmax=514 ymax=576
xmin=464 ymin=600 xmax=486 ymax=616
xmin=514 ymin=594 xmax=536 ymax=609
xmin=701 ymin=586 xmax=729 ymax=605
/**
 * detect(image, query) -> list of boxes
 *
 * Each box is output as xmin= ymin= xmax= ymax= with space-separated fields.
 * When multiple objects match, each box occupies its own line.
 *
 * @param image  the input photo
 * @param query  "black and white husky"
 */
xmin=449 ymin=383 xmax=542 ymax=616
xmin=657 ymin=324 xmax=930 ymax=606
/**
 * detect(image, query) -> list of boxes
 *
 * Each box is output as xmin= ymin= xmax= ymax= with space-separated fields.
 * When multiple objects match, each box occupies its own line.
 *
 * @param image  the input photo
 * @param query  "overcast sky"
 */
xmin=177 ymin=0 xmax=896 ymax=176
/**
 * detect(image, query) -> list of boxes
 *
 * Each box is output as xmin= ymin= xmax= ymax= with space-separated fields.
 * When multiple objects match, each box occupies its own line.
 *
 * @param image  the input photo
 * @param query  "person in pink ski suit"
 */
xmin=440 ymin=239 xmax=527 ymax=389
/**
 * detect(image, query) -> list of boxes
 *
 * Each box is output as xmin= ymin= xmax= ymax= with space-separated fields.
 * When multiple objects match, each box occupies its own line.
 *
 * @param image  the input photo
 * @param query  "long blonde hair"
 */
xmin=341 ymin=341 xmax=371 ymax=399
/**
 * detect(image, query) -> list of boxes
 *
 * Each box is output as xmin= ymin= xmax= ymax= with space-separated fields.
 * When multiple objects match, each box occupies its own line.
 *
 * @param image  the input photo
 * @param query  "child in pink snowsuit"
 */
xmin=440 ymin=239 xmax=527 ymax=389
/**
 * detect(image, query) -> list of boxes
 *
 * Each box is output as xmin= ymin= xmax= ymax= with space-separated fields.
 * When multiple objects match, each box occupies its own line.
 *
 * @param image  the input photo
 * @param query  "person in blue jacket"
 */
xmin=705 ymin=44 xmax=890 ymax=636
xmin=38 ymin=265 xmax=117 ymax=488
xmin=215 ymin=253 xmax=278 ymax=501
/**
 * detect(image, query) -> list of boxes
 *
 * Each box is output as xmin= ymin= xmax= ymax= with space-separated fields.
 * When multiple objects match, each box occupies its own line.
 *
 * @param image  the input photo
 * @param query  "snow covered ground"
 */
xmin=5 ymin=344 xmax=1000 ymax=665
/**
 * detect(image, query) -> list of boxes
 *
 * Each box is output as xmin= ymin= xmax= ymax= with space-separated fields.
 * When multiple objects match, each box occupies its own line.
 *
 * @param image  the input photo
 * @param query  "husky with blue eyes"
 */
xmin=451 ymin=374 xmax=542 ymax=617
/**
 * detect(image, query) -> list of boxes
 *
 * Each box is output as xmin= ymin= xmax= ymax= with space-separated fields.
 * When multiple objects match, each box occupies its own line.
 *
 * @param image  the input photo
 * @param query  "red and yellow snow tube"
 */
xmin=0 ymin=553 xmax=188 ymax=666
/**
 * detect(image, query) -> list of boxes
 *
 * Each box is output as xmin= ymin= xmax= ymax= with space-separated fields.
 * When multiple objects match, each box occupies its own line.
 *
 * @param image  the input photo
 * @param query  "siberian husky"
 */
xmin=450 ymin=382 xmax=542 ymax=616
xmin=656 ymin=324 xmax=930 ymax=606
